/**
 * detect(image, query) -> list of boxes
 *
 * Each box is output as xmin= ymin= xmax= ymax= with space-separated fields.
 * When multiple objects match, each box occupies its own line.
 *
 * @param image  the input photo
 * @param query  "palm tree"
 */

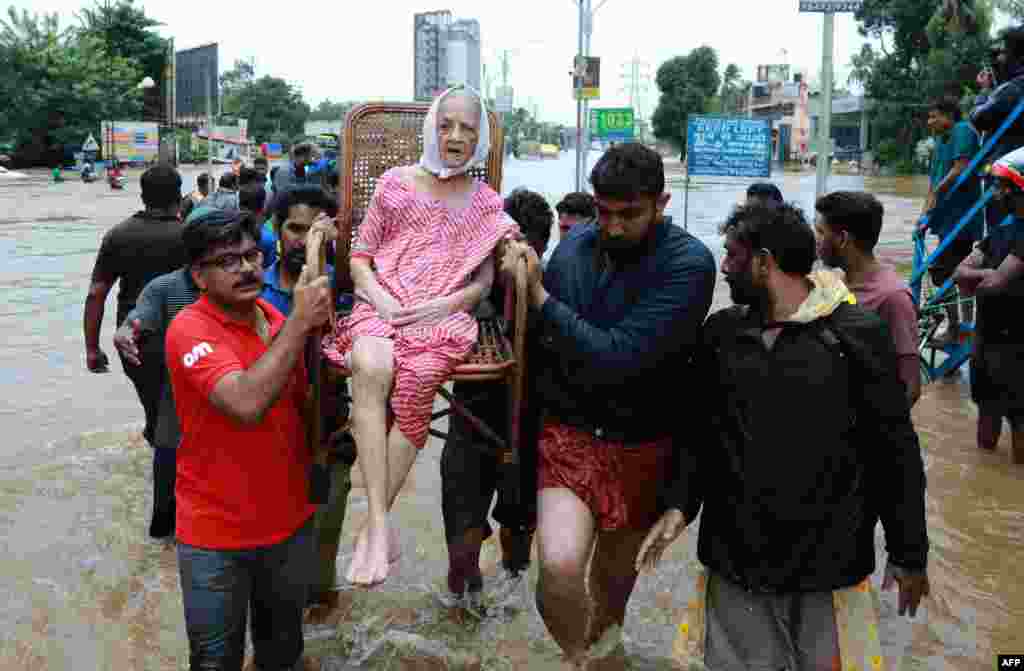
xmin=847 ymin=44 xmax=876 ymax=89
xmin=721 ymin=63 xmax=742 ymax=115
xmin=0 ymin=7 xmax=67 ymax=52
xmin=941 ymin=0 xmax=978 ymax=33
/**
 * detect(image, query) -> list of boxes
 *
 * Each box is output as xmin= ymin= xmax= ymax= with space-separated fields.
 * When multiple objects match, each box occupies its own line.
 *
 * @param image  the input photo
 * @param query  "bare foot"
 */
xmin=345 ymin=526 xmax=370 ymax=583
xmin=304 ymin=592 xmax=346 ymax=627
xmin=350 ymin=517 xmax=392 ymax=585
xmin=388 ymin=524 xmax=401 ymax=563
xmin=352 ymin=521 xmax=402 ymax=563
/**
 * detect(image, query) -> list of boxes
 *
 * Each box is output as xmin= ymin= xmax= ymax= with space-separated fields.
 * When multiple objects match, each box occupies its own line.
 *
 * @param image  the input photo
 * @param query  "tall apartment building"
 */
xmin=446 ymin=19 xmax=481 ymax=91
xmin=413 ymin=11 xmax=481 ymax=101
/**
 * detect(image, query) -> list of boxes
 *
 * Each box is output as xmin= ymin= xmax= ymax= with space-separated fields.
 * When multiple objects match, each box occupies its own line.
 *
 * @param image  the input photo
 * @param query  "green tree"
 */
xmin=75 ymin=0 xmax=168 ymax=121
xmin=652 ymin=46 xmax=721 ymax=150
xmin=993 ymin=0 xmax=1024 ymax=18
xmin=852 ymin=0 xmax=993 ymax=167
xmin=231 ymin=76 xmax=310 ymax=144
xmin=720 ymin=63 xmax=746 ymax=115
xmin=1 ymin=7 xmax=143 ymax=164
xmin=308 ymin=99 xmax=356 ymax=122
xmin=220 ymin=59 xmax=255 ymax=117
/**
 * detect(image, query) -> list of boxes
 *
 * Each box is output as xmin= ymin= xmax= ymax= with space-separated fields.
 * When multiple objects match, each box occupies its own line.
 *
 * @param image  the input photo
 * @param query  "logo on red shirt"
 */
xmin=183 ymin=342 xmax=214 ymax=368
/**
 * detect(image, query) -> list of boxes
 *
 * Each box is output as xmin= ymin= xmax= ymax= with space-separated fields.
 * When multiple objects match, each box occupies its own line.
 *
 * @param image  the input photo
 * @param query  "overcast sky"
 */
xmin=12 ymin=0 xmax=913 ymax=125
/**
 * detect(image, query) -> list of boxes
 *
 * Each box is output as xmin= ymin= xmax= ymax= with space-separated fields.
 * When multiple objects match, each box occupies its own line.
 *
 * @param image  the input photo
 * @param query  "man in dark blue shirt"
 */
xmin=260 ymin=186 xmax=350 ymax=316
xmin=503 ymin=143 xmax=716 ymax=666
xmin=260 ymin=185 xmax=357 ymax=614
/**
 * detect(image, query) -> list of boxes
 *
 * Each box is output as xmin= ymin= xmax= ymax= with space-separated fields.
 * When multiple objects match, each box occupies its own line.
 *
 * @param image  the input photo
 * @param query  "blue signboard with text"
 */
xmin=686 ymin=116 xmax=772 ymax=178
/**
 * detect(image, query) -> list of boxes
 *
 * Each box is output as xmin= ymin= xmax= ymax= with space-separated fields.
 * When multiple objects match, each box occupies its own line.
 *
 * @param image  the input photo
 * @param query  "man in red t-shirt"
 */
xmin=814 ymin=191 xmax=922 ymax=407
xmin=165 ymin=208 xmax=331 ymax=670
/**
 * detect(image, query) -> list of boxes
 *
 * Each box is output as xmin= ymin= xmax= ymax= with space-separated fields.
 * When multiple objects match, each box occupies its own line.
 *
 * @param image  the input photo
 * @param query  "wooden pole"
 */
xmin=306 ymin=229 xmax=329 ymax=499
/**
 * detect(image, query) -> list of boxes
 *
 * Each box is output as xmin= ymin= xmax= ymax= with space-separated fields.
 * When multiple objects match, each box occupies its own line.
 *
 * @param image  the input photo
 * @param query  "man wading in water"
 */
xmin=505 ymin=143 xmax=716 ymax=668
xmin=648 ymin=202 xmax=930 ymax=671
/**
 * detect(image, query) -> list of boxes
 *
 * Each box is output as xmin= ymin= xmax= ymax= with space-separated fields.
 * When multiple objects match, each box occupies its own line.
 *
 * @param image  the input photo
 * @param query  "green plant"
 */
xmin=892 ymin=157 xmax=918 ymax=175
xmin=874 ymin=139 xmax=904 ymax=167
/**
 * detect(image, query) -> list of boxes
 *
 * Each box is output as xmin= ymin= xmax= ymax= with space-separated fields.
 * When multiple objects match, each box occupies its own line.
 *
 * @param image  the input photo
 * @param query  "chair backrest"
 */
xmin=335 ymin=102 xmax=504 ymax=288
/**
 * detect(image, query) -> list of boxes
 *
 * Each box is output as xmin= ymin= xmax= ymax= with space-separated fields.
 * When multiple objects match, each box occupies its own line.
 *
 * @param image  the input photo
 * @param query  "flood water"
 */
xmin=0 ymin=156 xmax=1021 ymax=670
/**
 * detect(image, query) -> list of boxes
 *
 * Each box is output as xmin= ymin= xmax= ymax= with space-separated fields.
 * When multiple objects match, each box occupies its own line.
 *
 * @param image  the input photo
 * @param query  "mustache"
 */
xmin=600 ymin=235 xmax=634 ymax=250
xmin=234 ymin=273 xmax=262 ymax=289
xmin=283 ymin=247 xmax=306 ymax=269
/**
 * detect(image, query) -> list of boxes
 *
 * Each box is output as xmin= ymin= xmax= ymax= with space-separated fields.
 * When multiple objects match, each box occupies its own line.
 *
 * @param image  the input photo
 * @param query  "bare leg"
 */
xmin=347 ymin=337 xmax=395 ymax=584
xmin=348 ymin=422 xmax=417 ymax=584
xmin=977 ymin=412 xmax=1002 ymax=451
xmin=448 ymin=526 xmax=486 ymax=595
xmin=1010 ymin=417 xmax=1024 ymax=465
xmin=352 ymin=425 xmax=417 ymax=584
xmin=583 ymin=529 xmax=648 ymax=670
xmin=536 ymin=488 xmax=597 ymax=666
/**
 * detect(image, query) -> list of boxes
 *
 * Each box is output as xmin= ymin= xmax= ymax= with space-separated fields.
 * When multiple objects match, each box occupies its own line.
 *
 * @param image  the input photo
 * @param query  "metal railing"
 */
xmin=911 ymin=98 xmax=1024 ymax=310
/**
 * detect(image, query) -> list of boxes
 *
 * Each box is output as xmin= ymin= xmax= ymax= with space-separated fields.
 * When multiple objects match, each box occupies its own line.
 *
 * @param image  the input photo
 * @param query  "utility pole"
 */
xmin=500 ymin=49 xmax=511 ymax=132
xmin=166 ymin=37 xmax=177 ymax=165
xmin=575 ymin=0 xmax=585 ymax=191
xmin=816 ymin=11 xmax=834 ymax=198
xmin=620 ymin=54 xmax=651 ymax=119
xmin=582 ymin=0 xmax=592 ymax=159
xmin=205 ymin=69 xmax=214 ymax=180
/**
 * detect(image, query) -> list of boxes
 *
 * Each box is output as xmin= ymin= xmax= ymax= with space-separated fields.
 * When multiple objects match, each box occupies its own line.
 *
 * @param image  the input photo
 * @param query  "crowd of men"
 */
xmin=79 ymin=66 xmax=1024 ymax=666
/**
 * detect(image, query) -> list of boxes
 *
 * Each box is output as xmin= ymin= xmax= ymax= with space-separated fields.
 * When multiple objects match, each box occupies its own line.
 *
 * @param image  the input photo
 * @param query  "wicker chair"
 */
xmin=308 ymin=102 xmax=529 ymax=503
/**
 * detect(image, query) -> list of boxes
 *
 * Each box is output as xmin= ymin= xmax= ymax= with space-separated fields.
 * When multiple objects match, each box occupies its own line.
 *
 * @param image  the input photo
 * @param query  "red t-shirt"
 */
xmin=165 ymin=295 xmax=315 ymax=549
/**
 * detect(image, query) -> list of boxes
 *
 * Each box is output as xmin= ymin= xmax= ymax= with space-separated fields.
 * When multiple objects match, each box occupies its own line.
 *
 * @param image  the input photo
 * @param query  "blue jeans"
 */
xmin=177 ymin=517 xmax=315 ymax=671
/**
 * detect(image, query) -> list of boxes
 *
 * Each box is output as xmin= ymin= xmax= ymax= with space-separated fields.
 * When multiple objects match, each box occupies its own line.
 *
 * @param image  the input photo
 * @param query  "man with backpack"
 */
xmin=639 ymin=201 xmax=930 ymax=670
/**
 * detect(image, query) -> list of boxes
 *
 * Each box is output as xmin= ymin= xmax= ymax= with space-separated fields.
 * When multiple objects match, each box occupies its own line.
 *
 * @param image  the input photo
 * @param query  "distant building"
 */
xmin=808 ymin=94 xmax=874 ymax=154
xmin=446 ymin=19 xmax=481 ymax=91
xmin=413 ymin=11 xmax=481 ymax=101
xmin=740 ymin=64 xmax=811 ymax=162
xmin=304 ymin=121 xmax=340 ymax=138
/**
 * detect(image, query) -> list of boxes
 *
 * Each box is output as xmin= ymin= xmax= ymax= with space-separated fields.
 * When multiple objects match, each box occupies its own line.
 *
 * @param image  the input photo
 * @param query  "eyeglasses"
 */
xmin=200 ymin=248 xmax=264 ymax=273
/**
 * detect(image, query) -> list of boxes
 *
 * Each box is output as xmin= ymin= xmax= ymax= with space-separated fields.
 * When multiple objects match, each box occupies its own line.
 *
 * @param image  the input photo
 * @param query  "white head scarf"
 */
xmin=419 ymin=86 xmax=491 ymax=180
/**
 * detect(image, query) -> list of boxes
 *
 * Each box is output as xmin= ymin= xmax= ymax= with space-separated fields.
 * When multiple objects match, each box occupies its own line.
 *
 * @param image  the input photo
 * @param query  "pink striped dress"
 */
xmin=323 ymin=168 xmax=517 ymax=449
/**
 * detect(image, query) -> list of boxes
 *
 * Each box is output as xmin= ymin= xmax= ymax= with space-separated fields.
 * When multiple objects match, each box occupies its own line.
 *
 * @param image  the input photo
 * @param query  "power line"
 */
xmin=619 ymin=55 xmax=652 ymax=119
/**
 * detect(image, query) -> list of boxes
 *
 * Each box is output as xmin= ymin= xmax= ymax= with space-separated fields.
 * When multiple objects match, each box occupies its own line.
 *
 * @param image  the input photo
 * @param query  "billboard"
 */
xmin=573 ymin=56 xmax=600 ymax=100
xmin=686 ymin=116 xmax=772 ymax=179
xmin=175 ymin=44 xmax=219 ymax=122
xmin=101 ymin=121 xmax=159 ymax=163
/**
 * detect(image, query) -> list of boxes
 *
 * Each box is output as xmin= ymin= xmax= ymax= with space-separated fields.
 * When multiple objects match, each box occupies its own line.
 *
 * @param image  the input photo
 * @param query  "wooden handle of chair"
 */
xmin=507 ymin=255 xmax=529 ymax=467
xmin=306 ymin=230 xmax=328 ymax=466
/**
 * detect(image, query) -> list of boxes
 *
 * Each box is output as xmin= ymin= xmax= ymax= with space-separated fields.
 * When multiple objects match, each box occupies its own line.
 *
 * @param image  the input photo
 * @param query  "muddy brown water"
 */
xmin=1 ymin=163 xmax=1021 ymax=669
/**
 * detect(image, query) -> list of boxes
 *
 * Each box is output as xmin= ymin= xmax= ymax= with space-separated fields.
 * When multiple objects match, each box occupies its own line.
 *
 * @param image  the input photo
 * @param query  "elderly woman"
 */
xmin=324 ymin=87 xmax=517 ymax=585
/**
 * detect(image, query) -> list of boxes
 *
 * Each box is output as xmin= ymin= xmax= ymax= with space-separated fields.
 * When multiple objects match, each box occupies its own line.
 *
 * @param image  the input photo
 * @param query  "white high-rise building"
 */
xmin=446 ymin=19 xmax=481 ymax=91
xmin=413 ymin=11 xmax=481 ymax=101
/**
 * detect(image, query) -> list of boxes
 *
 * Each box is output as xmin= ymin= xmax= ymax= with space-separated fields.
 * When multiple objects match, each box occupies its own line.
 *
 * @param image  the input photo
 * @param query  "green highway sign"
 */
xmin=591 ymin=108 xmax=635 ymax=141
